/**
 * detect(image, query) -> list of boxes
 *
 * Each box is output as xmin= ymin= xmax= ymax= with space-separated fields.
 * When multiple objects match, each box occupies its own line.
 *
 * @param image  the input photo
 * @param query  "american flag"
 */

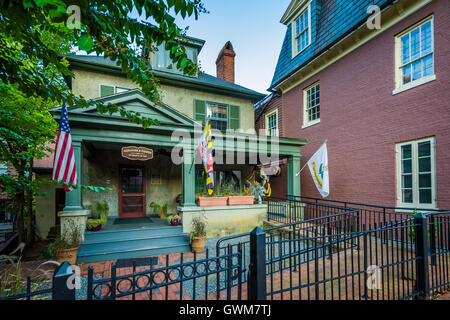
xmin=52 ymin=103 xmax=77 ymax=191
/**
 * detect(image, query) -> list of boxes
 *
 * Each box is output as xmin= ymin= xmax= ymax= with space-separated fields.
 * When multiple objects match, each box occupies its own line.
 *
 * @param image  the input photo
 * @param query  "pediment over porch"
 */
xmin=59 ymin=89 xmax=195 ymax=127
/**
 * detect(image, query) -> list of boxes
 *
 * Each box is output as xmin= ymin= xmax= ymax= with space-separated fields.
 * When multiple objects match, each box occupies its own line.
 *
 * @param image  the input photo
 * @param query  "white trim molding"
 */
xmin=393 ymin=15 xmax=435 ymax=94
xmin=265 ymin=108 xmax=279 ymax=137
xmin=395 ymin=136 xmax=437 ymax=210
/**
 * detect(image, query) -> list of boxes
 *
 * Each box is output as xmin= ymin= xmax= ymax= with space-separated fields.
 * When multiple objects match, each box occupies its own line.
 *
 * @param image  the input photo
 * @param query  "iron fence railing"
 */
xmin=217 ymin=199 xmax=360 ymax=287
xmin=0 ymin=262 xmax=75 ymax=301
xmin=290 ymin=195 xmax=446 ymax=227
xmin=87 ymin=246 xmax=244 ymax=300
xmin=2 ymin=202 xmax=449 ymax=301
xmin=426 ymin=212 xmax=450 ymax=297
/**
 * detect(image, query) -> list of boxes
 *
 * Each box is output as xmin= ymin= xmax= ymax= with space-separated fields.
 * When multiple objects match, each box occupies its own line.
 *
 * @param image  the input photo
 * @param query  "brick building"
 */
xmin=256 ymin=0 xmax=450 ymax=209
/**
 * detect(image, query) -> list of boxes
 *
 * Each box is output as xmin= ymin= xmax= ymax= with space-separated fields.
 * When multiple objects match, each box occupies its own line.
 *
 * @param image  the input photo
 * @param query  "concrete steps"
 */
xmin=76 ymin=223 xmax=191 ymax=264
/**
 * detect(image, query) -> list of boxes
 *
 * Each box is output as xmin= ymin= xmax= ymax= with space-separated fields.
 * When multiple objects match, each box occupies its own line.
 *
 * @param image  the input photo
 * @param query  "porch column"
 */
xmin=182 ymin=147 xmax=196 ymax=207
xmin=287 ymin=155 xmax=301 ymax=197
xmin=63 ymin=141 xmax=83 ymax=211
xmin=59 ymin=140 xmax=89 ymax=243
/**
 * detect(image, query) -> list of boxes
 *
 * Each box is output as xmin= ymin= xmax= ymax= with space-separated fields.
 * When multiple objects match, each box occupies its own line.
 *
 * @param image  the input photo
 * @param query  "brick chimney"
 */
xmin=216 ymin=41 xmax=235 ymax=83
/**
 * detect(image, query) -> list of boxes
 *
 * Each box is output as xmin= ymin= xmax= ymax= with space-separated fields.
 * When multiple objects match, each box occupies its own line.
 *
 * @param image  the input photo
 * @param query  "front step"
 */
xmin=77 ymin=224 xmax=191 ymax=264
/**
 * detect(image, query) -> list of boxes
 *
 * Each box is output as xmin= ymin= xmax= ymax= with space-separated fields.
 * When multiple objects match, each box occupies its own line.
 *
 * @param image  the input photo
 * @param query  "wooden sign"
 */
xmin=121 ymin=146 xmax=153 ymax=161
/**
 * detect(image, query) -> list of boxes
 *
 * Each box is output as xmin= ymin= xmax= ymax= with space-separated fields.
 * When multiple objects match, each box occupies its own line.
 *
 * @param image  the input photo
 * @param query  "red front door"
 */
xmin=119 ymin=166 xmax=146 ymax=218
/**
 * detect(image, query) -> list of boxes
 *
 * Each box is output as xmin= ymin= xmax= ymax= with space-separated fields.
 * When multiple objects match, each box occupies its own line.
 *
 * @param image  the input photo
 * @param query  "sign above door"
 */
xmin=121 ymin=146 xmax=154 ymax=161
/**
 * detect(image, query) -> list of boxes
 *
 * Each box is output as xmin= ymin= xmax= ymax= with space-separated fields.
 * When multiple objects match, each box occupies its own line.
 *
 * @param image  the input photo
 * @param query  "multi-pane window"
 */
xmin=293 ymin=5 xmax=311 ymax=56
xmin=155 ymin=42 xmax=197 ymax=74
xmin=396 ymin=137 xmax=435 ymax=208
xmin=207 ymin=102 xmax=227 ymax=131
xmin=266 ymin=110 xmax=278 ymax=136
xmin=303 ymin=83 xmax=320 ymax=125
xmin=293 ymin=6 xmax=311 ymax=54
xmin=396 ymin=17 xmax=434 ymax=88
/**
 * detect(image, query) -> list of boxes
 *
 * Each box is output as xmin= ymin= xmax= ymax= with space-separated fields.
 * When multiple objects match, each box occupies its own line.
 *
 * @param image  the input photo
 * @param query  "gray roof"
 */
xmin=66 ymin=55 xmax=265 ymax=101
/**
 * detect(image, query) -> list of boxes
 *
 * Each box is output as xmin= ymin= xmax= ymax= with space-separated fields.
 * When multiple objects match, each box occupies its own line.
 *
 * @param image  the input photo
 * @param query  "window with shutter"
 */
xmin=228 ymin=105 xmax=240 ymax=130
xmin=100 ymin=85 xmax=115 ymax=97
xmin=194 ymin=100 xmax=206 ymax=126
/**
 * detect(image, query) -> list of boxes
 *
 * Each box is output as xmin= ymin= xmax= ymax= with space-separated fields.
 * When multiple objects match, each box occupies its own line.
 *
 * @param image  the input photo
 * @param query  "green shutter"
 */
xmin=228 ymin=105 xmax=240 ymax=130
xmin=100 ymin=85 xmax=115 ymax=97
xmin=194 ymin=100 xmax=206 ymax=125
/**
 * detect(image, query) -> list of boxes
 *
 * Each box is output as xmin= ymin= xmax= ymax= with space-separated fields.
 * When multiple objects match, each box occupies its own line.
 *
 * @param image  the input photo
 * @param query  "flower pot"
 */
xmin=55 ymin=246 xmax=80 ymax=265
xmin=87 ymin=224 xmax=102 ymax=232
xmin=191 ymin=236 xmax=206 ymax=253
xmin=227 ymin=195 xmax=254 ymax=205
xmin=196 ymin=196 xmax=228 ymax=207
xmin=171 ymin=218 xmax=180 ymax=226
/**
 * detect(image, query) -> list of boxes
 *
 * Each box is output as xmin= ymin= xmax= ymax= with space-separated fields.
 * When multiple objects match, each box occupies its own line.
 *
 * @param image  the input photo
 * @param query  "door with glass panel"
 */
xmin=119 ymin=166 xmax=146 ymax=218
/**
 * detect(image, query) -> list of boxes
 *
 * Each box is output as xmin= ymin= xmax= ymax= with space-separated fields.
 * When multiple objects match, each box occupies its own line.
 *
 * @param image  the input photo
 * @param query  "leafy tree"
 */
xmin=0 ymin=0 xmax=206 ymax=128
xmin=0 ymin=1 xmax=206 ymax=245
xmin=0 ymin=83 xmax=58 ymax=245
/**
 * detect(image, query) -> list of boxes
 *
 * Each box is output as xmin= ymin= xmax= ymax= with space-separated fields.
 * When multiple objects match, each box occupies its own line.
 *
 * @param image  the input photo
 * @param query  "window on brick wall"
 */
xmin=394 ymin=16 xmax=435 ymax=94
xmin=291 ymin=2 xmax=311 ymax=57
xmin=302 ymin=82 xmax=320 ymax=127
xmin=396 ymin=137 xmax=436 ymax=209
xmin=265 ymin=109 xmax=278 ymax=137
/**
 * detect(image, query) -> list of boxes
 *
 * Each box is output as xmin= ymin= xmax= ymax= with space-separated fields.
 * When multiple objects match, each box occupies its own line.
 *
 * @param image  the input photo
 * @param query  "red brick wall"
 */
xmin=216 ymin=42 xmax=236 ymax=83
xmin=255 ymin=94 xmax=287 ymax=198
xmin=278 ymin=0 xmax=450 ymax=209
xmin=255 ymin=94 xmax=282 ymax=134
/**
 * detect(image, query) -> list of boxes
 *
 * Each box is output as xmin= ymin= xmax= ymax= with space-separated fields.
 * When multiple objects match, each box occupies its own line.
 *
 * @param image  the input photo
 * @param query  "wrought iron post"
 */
xmin=52 ymin=261 xmax=76 ymax=300
xmin=87 ymin=266 xmax=93 ymax=300
xmin=414 ymin=213 xmax=430 ymax=300
xmin=248 ymin=226 xmax=266 ymax=300
xmin=429 ymin=217 xmax=437 ymax=266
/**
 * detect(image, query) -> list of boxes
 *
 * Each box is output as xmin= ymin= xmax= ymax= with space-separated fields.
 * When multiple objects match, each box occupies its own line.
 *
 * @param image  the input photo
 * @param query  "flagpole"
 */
xmin=296 ymin=139 xmax=327 ymax=176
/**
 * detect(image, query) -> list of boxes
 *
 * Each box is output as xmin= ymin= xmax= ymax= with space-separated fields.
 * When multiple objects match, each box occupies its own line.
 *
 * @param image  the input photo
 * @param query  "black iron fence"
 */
xmin=2 ymin=201 xmax=449 ymax=301
xmin=0 ymin=262 xmax=77 ymax=300
xmin=87 ymin=246 xmax=244 ymax=300
xmin=290 ymin=195 xmax=445 ymax=228
xmin=427 ymin=213 xmax=450 ymax=297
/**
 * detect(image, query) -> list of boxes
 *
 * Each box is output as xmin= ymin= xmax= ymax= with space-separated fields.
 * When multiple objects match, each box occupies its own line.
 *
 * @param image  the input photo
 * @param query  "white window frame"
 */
xmin=265 ymin=109 xmax=278 ymax=137
xmin=302 ymin=82 xmax=320 ymax=128
xmin=154 ymin=42 xmax=197 ymax=75
xmin=291 ymin=1 xmax=312 ymax=58
xmin=99 ymin=84 xmax=130 ymax=97
xmin=395 ymin=137 xmax=437 ymax=209
xmin=393 ymin=16 xmax=435 ymax=95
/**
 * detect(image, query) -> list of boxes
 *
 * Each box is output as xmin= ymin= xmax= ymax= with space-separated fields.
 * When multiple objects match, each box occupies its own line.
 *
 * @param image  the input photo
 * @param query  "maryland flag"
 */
xmin=198 ymin=120 xmax=214 ymax=195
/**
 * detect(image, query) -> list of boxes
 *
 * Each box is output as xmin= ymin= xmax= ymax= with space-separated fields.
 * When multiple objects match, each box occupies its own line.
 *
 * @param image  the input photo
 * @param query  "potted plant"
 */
xmin=160 ymin=203 xmax=168 ymax=219
xmin=227 ymin=186 xmax=255 ymax=205
xmin=196 ymin=190 xmax=228 ymax=207
xmin=50 ymin=220 xmax=80 ymax=265
xmin=86 ymin=201 xmax=109 ymax=232
xmin=149 ymin=202 xmax=168 ymax=218
xmin=190 ymin=214 xmax=207 ymax=253
xmin=166 ymin=214 xmax=182 ymax=226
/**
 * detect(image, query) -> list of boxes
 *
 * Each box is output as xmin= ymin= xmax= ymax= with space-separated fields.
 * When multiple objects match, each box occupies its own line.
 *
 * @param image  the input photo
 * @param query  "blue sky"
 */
xmin=174 ymin=0 xmax=291 ymax=94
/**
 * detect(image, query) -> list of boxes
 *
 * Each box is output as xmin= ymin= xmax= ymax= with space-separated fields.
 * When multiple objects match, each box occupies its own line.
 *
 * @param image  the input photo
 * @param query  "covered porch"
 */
xmin=49 ymin=89 xmax=306 ymax=261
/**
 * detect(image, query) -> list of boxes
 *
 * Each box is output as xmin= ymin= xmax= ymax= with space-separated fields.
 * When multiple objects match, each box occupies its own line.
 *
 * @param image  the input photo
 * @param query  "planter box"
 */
xmin=227 ymin=196 xmax=254 ymax=205
xmin=197 ymin=196 xmax=228 ymax=207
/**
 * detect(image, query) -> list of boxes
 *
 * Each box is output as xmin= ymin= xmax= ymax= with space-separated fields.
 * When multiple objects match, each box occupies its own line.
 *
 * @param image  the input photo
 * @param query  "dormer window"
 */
xmin=292 ymin=2 xmax=311 ymax=57
xmin=154 ymin=42 xmax=197 ymax=75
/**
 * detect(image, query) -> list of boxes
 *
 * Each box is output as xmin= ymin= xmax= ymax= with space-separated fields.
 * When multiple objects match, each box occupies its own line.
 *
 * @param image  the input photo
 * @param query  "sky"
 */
xmin=173 ymin=0 xmax=291 ymax=94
